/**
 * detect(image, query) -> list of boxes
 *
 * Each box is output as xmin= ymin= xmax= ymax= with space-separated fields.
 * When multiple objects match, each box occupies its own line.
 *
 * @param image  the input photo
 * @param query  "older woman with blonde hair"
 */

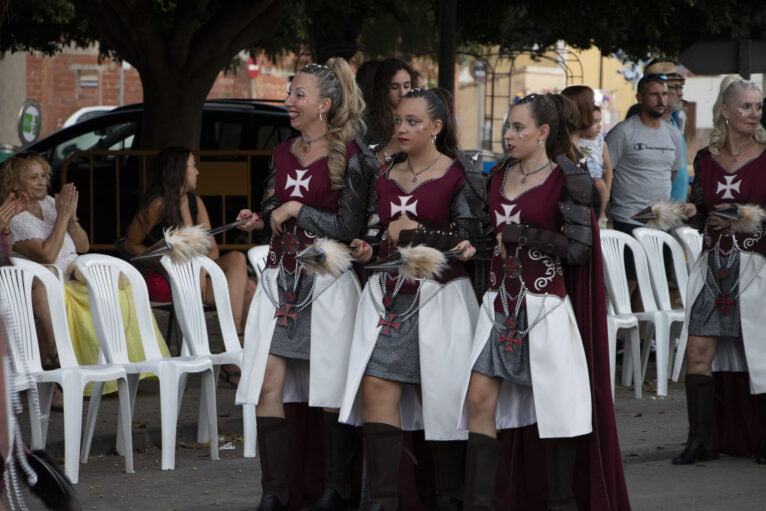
xmin=675 ymin=75 xmax=766 ymax=466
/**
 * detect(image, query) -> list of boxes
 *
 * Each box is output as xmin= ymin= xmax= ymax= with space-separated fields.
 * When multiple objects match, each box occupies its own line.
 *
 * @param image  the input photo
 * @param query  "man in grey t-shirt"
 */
xmin=606 ymin=73 xmax=684 ymax=232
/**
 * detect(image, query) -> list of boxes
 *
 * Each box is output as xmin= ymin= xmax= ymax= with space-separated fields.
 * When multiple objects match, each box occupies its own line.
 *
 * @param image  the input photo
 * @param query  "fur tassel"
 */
xmin=646 ymin=201 xmax=687 ymax=230
xmin=398 ymin=245 xmax=447 ymax=281
xmin=163 ymin=225 xmax=211 ymax=263
xmin=301 ymin=238 xmax=353 ymax=278
xmin=730 ymin=203 xmax=766 ymax=233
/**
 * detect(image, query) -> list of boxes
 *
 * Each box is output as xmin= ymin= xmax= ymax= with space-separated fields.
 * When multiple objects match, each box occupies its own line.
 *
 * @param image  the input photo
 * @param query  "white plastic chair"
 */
xmin=600 ymin=229 xmax=679 ymax=396
xmin=605 ymin=301 xmax=642 ymax=399
xmin=674 ymin=225 xmax=703 ymax=272
xmin=247 ymin=245 xmax=269 ymax=283
xmin=74 ymin=254 xmax=219 ymax=471
xmin=633 ymin=228 xmax=688 ymax=388
xmin=0 ymin=258 xmax=133 ymax=484
xmin=159 ymin=254 xmax=256 ymax=458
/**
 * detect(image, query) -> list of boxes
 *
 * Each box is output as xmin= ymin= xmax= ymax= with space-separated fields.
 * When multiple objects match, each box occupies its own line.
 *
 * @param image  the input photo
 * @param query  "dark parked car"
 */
xmin=26 ymin=99 xmax=294 ymax=250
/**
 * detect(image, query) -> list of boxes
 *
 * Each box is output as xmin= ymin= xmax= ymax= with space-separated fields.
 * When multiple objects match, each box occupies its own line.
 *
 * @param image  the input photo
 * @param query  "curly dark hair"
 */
xmin=365 ymin=58 xmax=416 ymax=144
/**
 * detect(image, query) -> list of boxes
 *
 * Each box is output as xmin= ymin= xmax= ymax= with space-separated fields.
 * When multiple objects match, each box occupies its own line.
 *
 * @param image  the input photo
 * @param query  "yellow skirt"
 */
xmin=64 ymin=280 xmax=170 ymax=395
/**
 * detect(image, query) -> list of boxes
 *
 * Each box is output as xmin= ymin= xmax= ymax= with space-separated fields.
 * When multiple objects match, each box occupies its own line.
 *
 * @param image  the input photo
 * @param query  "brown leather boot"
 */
xmin=257 ymin=416 xmax=289 ymax=510
xmin=672 ymin=374 xmax=713 ymax=465
xmin=310 ymin=412 xmax=357 ymax=510
xmin=430 ymin=440 xmax=466 ymax=510
xmin=362 ymin=422 xmax=402 ymax=511
xmin=463 ymin=433 xmax=497 ymax=511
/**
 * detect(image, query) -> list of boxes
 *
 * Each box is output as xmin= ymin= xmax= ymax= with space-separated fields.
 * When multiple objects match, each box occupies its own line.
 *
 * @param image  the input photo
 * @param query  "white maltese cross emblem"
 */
xmin=716 ymin=175 xmax=741 ymax=200
xmin=391 ymin=195 xmax=418 ymax=217
xmin=495 ymin=204 xmax=521 ymax=227
xmin=286 ymin=169 xmax=312 ymax=198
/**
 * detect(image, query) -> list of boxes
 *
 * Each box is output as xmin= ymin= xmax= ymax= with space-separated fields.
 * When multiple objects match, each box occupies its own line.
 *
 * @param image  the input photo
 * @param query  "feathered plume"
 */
xmin=729 ymin=203 xmax=766 ymax=234
xmin=297 ymin=238 xmax=353 ymax=278
xmin=161 ymin=224 xmax=211 ymax=263
xmin=397 ymin=245 xmax=448 ymax=281
xmin=632 ymin=200 xmax=687 ymax=230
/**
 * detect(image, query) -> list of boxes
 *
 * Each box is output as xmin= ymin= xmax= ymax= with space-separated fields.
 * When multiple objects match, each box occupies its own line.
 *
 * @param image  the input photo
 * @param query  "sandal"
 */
xmin=219 ymin=365 xmax=241 ymax=389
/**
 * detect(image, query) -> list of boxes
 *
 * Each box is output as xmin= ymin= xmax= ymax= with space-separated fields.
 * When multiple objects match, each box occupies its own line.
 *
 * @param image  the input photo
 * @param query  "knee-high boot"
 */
xmin=756 ymin=394 xmax=766 ymax=464
xmin=257 ymin=417 xmax=290 ymax=510
xmin=430 ymin=440 xmax=466 ymax=510
xmin=310 ymin=412 xmax=357 ymax=510
xmin=672 ymin=373 xmax=714 ymax=465
xmin=462 ymin=433 xmax=497 ymax=511
xmin=362 ymin=422 xmax=402 ymax=511
xmin=545 ymin=437 xmax=578 ymax=511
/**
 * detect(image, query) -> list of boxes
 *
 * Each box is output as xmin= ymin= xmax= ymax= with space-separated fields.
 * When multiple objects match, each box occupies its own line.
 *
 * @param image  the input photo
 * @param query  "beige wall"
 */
xmin=455 ymin=46 xmax=639 ymax=156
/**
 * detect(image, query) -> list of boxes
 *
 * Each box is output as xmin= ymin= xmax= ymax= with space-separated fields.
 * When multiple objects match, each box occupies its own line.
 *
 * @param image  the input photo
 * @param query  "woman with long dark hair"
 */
xmin=124 ymin=146 xmax=255 ymax=339
xmin=459 ymin=93 xmax=630 ymax=510
xmin=341 ymin=88 xmax=483 ymax=511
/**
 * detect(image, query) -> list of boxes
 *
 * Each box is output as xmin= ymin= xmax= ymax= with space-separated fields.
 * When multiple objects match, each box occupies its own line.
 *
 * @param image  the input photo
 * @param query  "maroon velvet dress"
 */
xmin=478 ymin=161 xmax=631 ymax=510
xmin=686 ymin=147 xmax=766 ymax=459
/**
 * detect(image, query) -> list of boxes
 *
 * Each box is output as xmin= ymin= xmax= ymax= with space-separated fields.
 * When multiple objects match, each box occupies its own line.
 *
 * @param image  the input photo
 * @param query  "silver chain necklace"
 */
xmin=406 ymin=153 xmax=442 ymax=183
xmin=519 ymin=160 xmax=551 ymax=185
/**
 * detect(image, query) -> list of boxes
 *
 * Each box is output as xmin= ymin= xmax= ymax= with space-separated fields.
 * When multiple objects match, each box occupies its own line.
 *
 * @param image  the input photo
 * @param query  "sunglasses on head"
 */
xmin=643 ymin=73 xmax=668 ymax=81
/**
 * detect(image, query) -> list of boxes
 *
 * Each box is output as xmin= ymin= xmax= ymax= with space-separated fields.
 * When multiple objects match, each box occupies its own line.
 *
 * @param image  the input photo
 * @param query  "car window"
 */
xmin=257 ymin=123 xmax=293 ymax=150
xmin=51 ymin=121 xmax=138 ymax=165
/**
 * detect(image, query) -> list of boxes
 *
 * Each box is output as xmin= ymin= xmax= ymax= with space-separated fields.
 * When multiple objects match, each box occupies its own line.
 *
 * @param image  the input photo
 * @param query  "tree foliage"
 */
xmin=1 ymin=0 xmax=288 ymax=149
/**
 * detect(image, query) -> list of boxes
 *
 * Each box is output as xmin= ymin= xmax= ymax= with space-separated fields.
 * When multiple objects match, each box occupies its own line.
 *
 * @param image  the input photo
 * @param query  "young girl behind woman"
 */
xmin=580 ymin=106 xmax=613 ymax=228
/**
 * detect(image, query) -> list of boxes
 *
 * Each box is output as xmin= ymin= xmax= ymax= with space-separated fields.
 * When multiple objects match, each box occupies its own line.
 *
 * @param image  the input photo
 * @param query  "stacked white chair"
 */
xmin=159 ymin=254 xmax=257 ymax=458
xmin=674 ymin=225 xmax=704 ymax=272
xmin=633 ymin=227 xmax=689 ymax=392
xmin=600 ymin=229 xmax=680 ymax=396
xmin=247 ymin=245 xmax=269 ymax=283
xmin=74 ymin=254 xmax=219 ymax=471
xmin=0 ymin=257 xmax=133 ymax=484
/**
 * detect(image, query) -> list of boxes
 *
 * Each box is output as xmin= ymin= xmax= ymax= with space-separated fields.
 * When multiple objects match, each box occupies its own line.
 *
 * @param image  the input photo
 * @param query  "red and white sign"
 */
xmin=247 ymin=58 xmax=260 ymax=79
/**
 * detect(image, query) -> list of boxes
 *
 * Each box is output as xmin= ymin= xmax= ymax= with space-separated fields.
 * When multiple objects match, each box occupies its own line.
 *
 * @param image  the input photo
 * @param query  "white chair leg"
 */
xmin=61 ymin=380 xmax=83 ymax=485
xmin=197 ymin=375 xmax=211 ymax=444
xmin=654 ymin=319 xmax=670 ymax=397
xmin=202 ymin=369 xmax=219 ymax=461
xmin=640 ymin=322 xmax=656 ymax=383
xmin=116 ymin=378 xmax=134 ymax=474
xmin=116 ymin=374 xmax=140 ymax=456
xmin=26 ymin=390 xmax=44 ymax=450
xmin=607 ymin=319 xmax=617 ymax=400
xmin=243 ymin=404 xmax=256 ymax=458
xmin=159 ymin=373 xmax=180 ymax=471
xmin=37 ymin=383 xmax=54 ymax=445
xmin=81 ymin=382 xmax=105 ymax=462
xmin=627 ymin=328 xmax=642 ymax=399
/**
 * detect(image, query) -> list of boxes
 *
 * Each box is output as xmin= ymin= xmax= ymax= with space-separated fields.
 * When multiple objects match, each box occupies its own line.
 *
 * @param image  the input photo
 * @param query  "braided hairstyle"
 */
xmin=299 ymin=58 xmax=365 ymax=190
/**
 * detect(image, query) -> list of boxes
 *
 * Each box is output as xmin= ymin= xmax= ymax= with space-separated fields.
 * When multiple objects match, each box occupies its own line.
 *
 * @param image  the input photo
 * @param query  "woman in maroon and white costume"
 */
xmin=235 ymin=59 xmax=373 ymax=511
xmin=459 ymin=93 xmax=630 ymax=510
xmin=340 ymin=88 xmax=483 ymax=511
xmin=674 ymin=75 xmax=766 ymax=466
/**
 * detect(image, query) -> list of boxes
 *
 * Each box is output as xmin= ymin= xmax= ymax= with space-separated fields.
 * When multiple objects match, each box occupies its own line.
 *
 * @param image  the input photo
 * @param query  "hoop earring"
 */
xmin=432 ymin=135 xmax=436 ymax=144
xmin=319 ymin=111 xmax=323 ymax=122
xmin=538 ymin=139 xmax=544 ymax=146
xmin=724 ymin=118 xmax=729 ymax=125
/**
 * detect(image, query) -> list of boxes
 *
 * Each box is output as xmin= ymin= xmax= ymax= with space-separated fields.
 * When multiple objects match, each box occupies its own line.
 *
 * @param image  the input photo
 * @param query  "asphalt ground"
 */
xmin=6 ymin=311 xmax=766 ymax=510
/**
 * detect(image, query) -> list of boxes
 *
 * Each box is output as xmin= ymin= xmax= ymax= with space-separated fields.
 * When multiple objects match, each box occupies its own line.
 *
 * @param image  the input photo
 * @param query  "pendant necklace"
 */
xmin=301 ymin=133 xmax=326 ymax=153
xmin=407 ymin=153 xmax=442 ymax=183
xmin=519 ymin=160 xmax=551 ymax=185
xmin=730 ymin=140 xmax=756 ymax=163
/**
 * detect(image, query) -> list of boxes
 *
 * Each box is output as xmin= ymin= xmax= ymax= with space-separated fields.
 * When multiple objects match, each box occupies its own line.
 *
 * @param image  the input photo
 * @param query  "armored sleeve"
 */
xmin=259 ymin=155 xmax=280 ymax=223
xmin=501 ymin=155 xmax=593 ymax=265
xmin=295 ymin=143 xmax=378 ymax=242
xmin=686 ymin=152 xmax=707 ymax=232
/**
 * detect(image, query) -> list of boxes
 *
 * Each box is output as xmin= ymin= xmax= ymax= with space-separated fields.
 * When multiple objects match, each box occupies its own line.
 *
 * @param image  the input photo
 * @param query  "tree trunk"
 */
xmin=137 ymin=66 xmax=218 ymax=150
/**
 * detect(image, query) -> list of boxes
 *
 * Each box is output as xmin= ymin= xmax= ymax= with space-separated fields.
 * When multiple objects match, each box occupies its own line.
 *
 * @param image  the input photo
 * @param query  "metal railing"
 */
xmin=60 ymin=149 xmax=272 ymax=252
